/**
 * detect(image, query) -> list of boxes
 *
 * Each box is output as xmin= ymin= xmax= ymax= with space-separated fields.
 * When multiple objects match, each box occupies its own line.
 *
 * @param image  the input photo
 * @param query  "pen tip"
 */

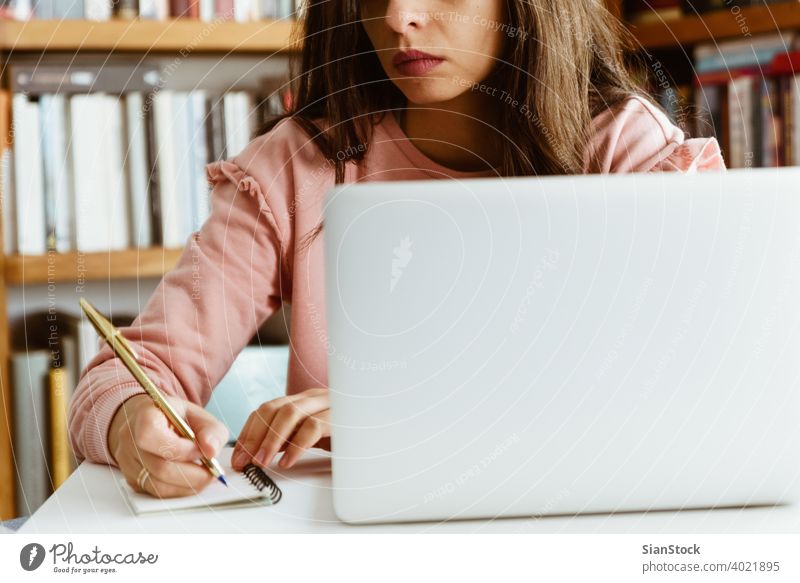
xmin=218 ymin=475 xmax=228 ymax=487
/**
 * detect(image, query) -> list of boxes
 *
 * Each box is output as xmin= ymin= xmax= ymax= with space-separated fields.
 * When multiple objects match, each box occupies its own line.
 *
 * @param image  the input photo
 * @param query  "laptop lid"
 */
xmin=323 ymin=168 xmax=800 ymax=524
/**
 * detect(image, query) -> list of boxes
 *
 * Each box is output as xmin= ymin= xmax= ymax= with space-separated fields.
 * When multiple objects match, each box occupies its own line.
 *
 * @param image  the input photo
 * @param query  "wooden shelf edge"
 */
xmin=4 ymin=247 xmax=185 ymax=285
xmin=0 ymin=18 xmax=301 ymax=53
xmin=628 ymin=3 xmax=800 ymax=49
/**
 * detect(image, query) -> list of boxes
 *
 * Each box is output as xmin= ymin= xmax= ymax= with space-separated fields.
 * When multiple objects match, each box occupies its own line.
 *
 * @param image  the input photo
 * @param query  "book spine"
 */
xmin=214 ymin=0 xmax=234 ymax=19
xmin=70 ymin=94 xmax=109 ymax=252
xmin=39 ymin=96 xmax=57 ymax=251
xmin=0 ymin=88 xmax=15 ymax=256
xmin=12 ymin=93 xmax=46 ymax=255
xmin=139 ymin=0 xmax=167 ymax=18
xmin=54 ymin=0 xmax=84 ymax=18
xmin=170 ymin=0 xmax=198 ymax=18
xmin=144 ymin=92 xmax=163 ymax=246
xmin=778 ymin=76 xmax=788 ymax=167
xmin=10 ymin=0 xmax=34 ymax=20
xmin=207 ymin=94 xmax=227 ymax=162
xmin=233 ymin=0 xmax=251 ymax=21
xmin=12 ymin=350 xmax=51 ymax=515
xmin=198 ymin=0 xmax=213 ymax=20
xmin=48 ymin=367 xmax=72 ymax=491
xmin=189 ymin=91 xmax=210 ymax=231
xmin=39 ymin=94 xmax=73 ymax=252
xmin=154 ymin=90 xmax=180 ymax=247
xmin=106 ymin=95 xmax=131 ymax=250
xmin=259 ymin=0 xmax=274 ymax=19
xmin=113 ymin=0 xmax=139 ymax=19
xmin=33 ymin=0 xmax=54 ymax=19
xmin=727 ymin=77 xmax=748 ymax=167
xmin=794 ymin=75 xmax=800 ymax=166
xmin=124 ymin=93 xmax=154 ymax=248
xmin=84 ymin=0 xmax=113 ymax=20
xmin=172 ymin=92 xmax=193 ymax=242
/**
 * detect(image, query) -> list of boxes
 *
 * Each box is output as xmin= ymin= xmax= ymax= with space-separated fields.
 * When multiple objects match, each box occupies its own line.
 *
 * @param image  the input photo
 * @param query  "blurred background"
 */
xmin=0 ymin=0 xmax=798 ymax=524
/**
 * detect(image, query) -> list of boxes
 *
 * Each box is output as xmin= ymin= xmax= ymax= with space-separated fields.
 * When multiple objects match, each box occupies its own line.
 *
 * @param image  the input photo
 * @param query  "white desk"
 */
xmin=18 ymin=450 xmax=800 ymax=534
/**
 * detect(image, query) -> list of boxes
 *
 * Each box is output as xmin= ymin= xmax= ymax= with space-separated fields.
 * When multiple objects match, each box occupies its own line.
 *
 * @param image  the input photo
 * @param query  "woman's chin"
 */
xmin=392 ymin=79 xmax=465 ymax=107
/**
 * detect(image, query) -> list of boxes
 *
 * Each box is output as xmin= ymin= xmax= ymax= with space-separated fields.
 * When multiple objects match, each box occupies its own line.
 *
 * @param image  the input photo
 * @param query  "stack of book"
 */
xmin=0 ymin=0 xmax=300 ymax=21
xmin=10 ymin=309 xmax=132 ymax=515
xmin=626 ymin=0 xmax=790 ymax=23
xmin=692 ymin=33 xmax=800 ymax=168
xmin=2 ymin=61 xmax=291 ymax=256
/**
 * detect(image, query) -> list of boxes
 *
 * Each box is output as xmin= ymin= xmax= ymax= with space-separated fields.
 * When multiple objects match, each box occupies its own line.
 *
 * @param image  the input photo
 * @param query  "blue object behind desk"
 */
xmin=205 ymin=345 xmax=289 ymax=441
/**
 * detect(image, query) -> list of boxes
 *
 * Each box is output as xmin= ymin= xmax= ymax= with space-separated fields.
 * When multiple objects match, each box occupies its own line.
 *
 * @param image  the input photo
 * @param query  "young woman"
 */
xmin=69 ymin=0 xmax=725 ymax=498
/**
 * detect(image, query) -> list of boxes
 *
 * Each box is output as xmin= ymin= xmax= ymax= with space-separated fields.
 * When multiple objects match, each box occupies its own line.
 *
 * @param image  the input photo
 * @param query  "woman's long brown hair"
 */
xmin=257 ymin=0 xmax=653 ymax=251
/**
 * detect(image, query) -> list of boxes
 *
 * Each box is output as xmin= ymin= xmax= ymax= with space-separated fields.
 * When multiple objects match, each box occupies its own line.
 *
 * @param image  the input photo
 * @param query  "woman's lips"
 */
xmin=392 ymin=49 xmax=444 ymax=76
xmin=395 ymin=58 xmax=444 ymax=76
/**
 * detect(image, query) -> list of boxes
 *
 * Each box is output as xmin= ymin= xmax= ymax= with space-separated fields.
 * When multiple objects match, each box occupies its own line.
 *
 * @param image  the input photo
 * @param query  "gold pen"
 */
xmin=79 ymin=297 xmax=228 ymax=487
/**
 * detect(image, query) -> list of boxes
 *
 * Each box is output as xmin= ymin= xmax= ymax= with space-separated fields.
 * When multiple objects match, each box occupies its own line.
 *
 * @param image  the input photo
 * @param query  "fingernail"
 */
xmin=279 ymin=455 xmax=289 ymax=468
xmin=255 ymin=449 xmax=269 ymax=467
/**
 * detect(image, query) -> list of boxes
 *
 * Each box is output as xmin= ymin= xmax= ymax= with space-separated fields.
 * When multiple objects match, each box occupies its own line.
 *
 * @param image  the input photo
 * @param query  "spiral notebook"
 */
xmin=119 ymin=446 xmax=282 ymax=515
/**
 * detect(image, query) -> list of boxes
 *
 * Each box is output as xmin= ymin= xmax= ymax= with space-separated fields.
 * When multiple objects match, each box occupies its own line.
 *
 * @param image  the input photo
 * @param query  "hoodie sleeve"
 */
xmin=585 ymin=95 xmax=726 ymax=174
xmin=67 ymin=123 xmax=295 ymax=467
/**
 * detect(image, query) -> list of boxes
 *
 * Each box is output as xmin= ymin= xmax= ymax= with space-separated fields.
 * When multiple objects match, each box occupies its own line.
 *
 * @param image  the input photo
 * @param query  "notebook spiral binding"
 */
xmin=242 ymin=463 xmax=282 ymax=504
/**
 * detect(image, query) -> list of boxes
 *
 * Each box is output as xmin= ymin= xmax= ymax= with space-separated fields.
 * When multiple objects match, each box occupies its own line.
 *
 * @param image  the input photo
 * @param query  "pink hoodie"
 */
xmin=68 ymin=96 xmax=726 ymax=466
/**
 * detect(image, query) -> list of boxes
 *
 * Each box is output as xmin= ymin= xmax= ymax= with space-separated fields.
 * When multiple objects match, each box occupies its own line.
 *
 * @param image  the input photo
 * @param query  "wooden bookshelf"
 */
xmin=0 ymin=16 xmax=302 ymax=521
xmin=629 ymin=2 xmax=800 ymax=49
xmin=0 ymin=18 xmax=299 ymax=53
xmin=5 ymin=248 xmax=185 ymax=285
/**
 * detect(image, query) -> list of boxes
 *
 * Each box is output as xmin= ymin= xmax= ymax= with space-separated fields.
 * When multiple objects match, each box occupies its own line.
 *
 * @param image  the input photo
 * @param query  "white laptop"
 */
xmin=322 ymin=167 xmax=800 ymax=525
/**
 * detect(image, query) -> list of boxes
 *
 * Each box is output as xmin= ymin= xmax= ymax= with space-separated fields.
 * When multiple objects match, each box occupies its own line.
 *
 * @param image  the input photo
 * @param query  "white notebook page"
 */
xmin=119 ymin=446 xmax=275 ymax=515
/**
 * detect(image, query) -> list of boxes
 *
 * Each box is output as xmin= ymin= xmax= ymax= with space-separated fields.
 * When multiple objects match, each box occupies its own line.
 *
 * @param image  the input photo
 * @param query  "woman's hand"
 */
xmin=232 ymin=388 xmax=331 ymax=471
xmin=108 ymin=393 xmax=229 ymax=498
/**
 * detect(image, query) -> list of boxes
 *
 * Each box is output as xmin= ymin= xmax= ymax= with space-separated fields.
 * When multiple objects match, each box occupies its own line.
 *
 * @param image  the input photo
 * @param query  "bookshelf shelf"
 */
xmin=629 ymin=3 xmax=800 ymax=49
xmin=0 ymin=18 xmax=299 ymax=53
xmin=4 ymin=248 xmax=185 ymax=285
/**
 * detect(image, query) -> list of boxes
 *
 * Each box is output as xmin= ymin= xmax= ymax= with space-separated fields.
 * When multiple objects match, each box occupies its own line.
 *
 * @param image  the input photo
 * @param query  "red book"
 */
xmin=768 ymin=51 xmax=800 ymax=76
xmin=171 ymin=0 xmax=199 ymax=18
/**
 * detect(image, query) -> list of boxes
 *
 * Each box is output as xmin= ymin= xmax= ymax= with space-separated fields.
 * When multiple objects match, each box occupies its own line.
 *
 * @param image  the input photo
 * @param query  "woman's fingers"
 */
xmin=252 ymin=392 xmax=330 ymax=469
xmin=279 ymin=409 xmax=331 ymax=469
xmin=182 ymin=401 xmax=229 ymax=459
xmin=233 ymin=390 xmax=327 ymax=470
xmin=132 ymin=402 xmax=200 ymax=463
xmin=118 ymin=445 xmax=214 ymax=499
xmin=232 ymin=399 xmax=286 ymax=469
xmin=232 ymin=393 xmax=309 ymax=467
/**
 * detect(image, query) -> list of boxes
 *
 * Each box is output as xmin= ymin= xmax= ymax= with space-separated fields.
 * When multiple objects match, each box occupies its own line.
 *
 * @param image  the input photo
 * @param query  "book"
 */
xmin=104 ymin=94 xmax=131 ymax=250
xmin=84 ymin=0 xmax=112 ymax=20
xmin=188 ymin=90 xmax=210 ymax=232
xmin=11 ymin=348 xmax=51 ymax=515
xmin=113 ymin=0 xmax=138 ymax=19
xmin=119 ymin=446 xmax=282 ymax=514
xmin=171 ymin=91 xmax=194 ymax=241
xmin=47 ymin=367 xmax=73 ymax=490
xmin=170 ymin=0 xmax=198 ymax=18
xmin=122 ymin=92 xmax=154 ymax=248
xmin=11 ymin=93 xmax=46 ymax=255
xmin=70 ymin=94 xmax=109 ymax=252
xmin=39 ymin=93 xmax=73 ymax=252
xmin=153 ymin=90 xmax=181 ymax=247
xmin=139 ymin=0 xmax=169 ymax=19
xmin=199 ymin=0 xmax=213 ymax=20
xmin=0 ymin=88 xmax=16 ymax=254
xmin=214 ymin=0 xmax=233 ymax=19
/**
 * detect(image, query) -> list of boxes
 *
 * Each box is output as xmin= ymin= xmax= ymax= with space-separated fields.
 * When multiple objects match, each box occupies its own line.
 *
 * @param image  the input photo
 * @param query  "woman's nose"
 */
xmin=384 ymin=0 xmax=431 ymax=33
